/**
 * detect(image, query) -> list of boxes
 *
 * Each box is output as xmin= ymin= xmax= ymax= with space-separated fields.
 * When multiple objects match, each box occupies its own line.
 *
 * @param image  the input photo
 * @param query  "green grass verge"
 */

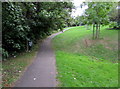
xmin=53 ymin=26 xmax=118 ymax=61
xmin=2 ymin=40 xmax=41 ymax=87
xmin=56 ymin=51 xmax=118 ymax=87
xmin=52 ymin=26 xmax=118 ymax=87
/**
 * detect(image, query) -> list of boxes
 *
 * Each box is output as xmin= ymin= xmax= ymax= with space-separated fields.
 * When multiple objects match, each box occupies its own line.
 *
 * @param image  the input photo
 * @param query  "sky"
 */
xmin=71 ymin=0 xmax=88 ymax=18
xmin=71 ymin=0 xmax=120 ymax=18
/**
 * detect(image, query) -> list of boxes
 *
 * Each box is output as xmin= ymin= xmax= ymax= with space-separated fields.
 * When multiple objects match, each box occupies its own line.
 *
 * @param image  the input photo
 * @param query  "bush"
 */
xmin=2 ymin=2 xmax=74 ymax=59
xmin=2 ymin=48 xmax=9 ymax=60
xmin=109 ymin=22 xmax=118 ymax=29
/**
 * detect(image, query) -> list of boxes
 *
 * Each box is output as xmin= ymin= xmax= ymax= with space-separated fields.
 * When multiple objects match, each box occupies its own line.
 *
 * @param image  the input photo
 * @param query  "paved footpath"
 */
xmin=15 ymin=29 xmax=69 ymax=87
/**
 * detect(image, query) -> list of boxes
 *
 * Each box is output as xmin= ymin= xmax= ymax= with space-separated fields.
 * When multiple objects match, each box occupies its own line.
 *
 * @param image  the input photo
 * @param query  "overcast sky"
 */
xmin=71 ymin=0 xmax=88 ymax=17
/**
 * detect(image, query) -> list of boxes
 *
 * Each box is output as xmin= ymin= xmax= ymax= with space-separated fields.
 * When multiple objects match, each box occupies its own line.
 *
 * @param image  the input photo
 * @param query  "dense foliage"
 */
xmin=75 ymin=2 xmax=119 ymax=39
xmin=2 ymin=2 xmax=74 ymax=59
xmin=0 ymin=2 xmax=2 ymax=60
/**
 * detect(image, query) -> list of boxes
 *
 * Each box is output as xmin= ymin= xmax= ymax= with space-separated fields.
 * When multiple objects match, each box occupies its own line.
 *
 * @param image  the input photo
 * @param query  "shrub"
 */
xmin=109 ymin=22 xmax=118 ymax=29
xmin=2 ymin=48 xmax=9 ymax=60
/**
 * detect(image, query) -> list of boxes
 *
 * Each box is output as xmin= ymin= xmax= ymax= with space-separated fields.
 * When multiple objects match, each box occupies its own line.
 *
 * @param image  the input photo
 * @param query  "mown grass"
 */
xmin=52 ymin=26 xmax=118 ymax=87
xmin=2 ymin=40 xmax=41 ymax=87
xmin=56 ymin=51 xmax=118 ymax=87
xmin=53 ymin=26 xmax=118 ymax=61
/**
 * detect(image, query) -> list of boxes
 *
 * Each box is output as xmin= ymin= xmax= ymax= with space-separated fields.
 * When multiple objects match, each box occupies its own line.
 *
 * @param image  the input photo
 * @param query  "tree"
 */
xmin=82 ymin=2 xmax=115 ymax=39
xmin=109 ymin=2 xmax=120 ymax=29
xmin=2 ymin=2 xmax=74 ymax=59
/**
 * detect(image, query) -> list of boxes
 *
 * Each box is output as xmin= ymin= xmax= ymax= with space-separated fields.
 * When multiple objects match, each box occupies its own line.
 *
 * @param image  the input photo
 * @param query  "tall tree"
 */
xmin=2 ymin=2 xmax=74 ymax=59
xmin=82 ymin=2 xmax=115 ymax=39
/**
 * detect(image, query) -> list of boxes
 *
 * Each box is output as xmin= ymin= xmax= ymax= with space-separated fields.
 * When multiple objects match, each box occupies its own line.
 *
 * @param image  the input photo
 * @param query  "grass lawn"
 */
xmin=2 ymin=40 xmax=41 ymax=87
xmin=52 ymin=26 xmax=118 ymax=87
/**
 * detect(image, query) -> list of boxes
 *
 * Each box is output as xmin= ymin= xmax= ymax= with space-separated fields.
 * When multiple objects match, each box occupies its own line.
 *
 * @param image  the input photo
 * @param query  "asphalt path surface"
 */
xmin=15 ymin=29 xmax=69 ymax=87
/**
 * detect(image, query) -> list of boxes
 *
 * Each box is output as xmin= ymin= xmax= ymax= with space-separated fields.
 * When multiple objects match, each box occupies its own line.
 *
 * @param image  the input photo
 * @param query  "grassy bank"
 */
xmin=56 ymin=51 xmax=118 ymax=87
xmin=52 ymin=26 xmax=118 ymax=87
xmin=2 ymin=40 xmax=41 ymax=87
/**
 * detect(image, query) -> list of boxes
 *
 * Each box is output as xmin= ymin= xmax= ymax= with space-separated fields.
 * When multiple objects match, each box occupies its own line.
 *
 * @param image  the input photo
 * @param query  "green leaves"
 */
xmin=2 ymin=2 xmax=74 ymax=59
xmin=84 ymin=2 xmax=115 ymax=25
xmin=13 ymin=43 xmax=21 ymax=50
xmin=2 ymin=48 xmax=9 ymax=60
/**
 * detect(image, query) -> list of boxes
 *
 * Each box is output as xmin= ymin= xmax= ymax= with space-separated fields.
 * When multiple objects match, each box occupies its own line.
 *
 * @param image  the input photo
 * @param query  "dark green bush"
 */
xmin=2 ymin=2 xmax=73 ymax=60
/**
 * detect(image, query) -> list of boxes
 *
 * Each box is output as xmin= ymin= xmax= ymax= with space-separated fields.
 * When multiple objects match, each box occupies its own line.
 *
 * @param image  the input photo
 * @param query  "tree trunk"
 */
xmin=97 ymin=24 xmax=99 ymax=38
xmin=26 ymin=40 xmax=29 ymax=52
xmin=93 ymin=24 xmax=95 ymax=39
xmin=95 ymin=24 xmax=97 ymax=39
xmin=98 ymin=24 xmax=100 ymax=38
